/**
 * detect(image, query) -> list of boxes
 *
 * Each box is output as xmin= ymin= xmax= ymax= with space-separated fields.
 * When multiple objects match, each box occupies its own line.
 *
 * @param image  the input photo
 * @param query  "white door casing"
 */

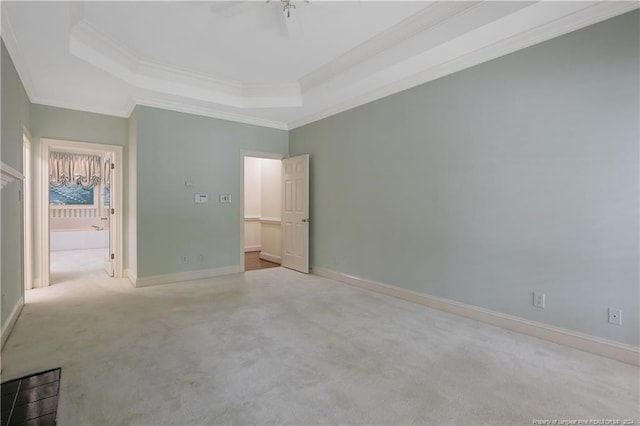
xmin=281 ymin=154 xmax=309 ymax=273
xmin=23 ymin=129 xmax=33 ymax=291
xmin=39 ymin=139 xmax=123 ymax=286
xmin=104 ymin=152 xmax=114 ymax=277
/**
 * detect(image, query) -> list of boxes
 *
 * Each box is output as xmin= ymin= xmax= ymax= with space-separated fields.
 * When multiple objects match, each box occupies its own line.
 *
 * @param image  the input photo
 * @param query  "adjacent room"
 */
xmin=1 ymin=1 xmax=638 ymax=425
xmin=49 ymin=149 xmax=113 ymax=283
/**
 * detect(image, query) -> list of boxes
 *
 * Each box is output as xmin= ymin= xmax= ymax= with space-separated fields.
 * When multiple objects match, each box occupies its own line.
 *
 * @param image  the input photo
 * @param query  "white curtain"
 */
xmin=49 ymin=152 xmax=102 ymax=188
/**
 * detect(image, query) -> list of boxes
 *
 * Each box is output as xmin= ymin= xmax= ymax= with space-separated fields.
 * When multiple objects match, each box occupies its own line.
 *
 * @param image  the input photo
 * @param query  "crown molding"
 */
xmin=31 ymin=95 xmax=130 ymax=118
xmin=288 ymin=1 xmax=640 ymax=130
xmin=134 ymin=95 xmax=289 ymax=130
xmin=1 ymin=4 xmax=37 ymax=101
xmin=69 ymin=20 xmax=302 ymax=109
xmin=299 ymin=1 xmax=481 ymax=92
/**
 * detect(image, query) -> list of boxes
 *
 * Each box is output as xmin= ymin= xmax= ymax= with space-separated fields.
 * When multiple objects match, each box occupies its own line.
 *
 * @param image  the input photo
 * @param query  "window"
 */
xmin=50 ymin=184 xmax=96 ymax=206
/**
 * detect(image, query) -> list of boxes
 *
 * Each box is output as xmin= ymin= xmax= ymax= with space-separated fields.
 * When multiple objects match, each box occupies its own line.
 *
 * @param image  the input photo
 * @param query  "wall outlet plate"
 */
xmin=219 ymin=194 xmax=231 ymax=203
xmin=608 ymin=308 xmax=622 ymax=325
xmin=533 ymin=291 xmax=545 ymax=309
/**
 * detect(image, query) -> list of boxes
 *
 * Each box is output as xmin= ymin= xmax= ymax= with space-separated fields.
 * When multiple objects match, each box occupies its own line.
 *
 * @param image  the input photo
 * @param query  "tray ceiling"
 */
xmin=2 ymin=1 xmax=637 ymax=129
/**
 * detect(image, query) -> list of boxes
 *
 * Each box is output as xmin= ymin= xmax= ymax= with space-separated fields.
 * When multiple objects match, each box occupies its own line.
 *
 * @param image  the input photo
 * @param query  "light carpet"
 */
xmin=1 ymin=267 xmax=638 ymax=425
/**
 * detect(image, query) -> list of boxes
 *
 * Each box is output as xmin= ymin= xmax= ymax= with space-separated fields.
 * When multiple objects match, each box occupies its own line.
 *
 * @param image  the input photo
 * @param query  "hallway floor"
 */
xmin=244 ymin=251 xmax=280 ymax=271
xmin=2 ymin=268 xmax=638 ymax=424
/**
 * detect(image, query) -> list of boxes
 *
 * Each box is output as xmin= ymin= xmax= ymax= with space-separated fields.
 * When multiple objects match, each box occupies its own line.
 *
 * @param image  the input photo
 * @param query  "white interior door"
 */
xmin=281 ymin=154 xmax=309 ymax=273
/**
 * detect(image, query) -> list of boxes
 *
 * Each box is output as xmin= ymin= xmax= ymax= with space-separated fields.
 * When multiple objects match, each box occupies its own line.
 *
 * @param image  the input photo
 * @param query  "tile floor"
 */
xmin=1 ymin=369 xmax=60 ymax=426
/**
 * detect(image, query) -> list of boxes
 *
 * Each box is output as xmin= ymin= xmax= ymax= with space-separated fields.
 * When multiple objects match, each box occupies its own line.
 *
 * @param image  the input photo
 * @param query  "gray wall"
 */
xmin=289 ymin=11 xmax=639 ymax=346
xmin=29 ymin=104 xmax=129 ymax=280
xmin=1 ymin=40 xmax=30 ymax=328
xmin=135 ymin=106 xmax=288 ymax=278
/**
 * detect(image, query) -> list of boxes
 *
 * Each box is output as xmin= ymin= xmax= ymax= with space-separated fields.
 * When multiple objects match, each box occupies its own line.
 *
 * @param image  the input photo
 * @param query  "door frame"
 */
xmin=39 ymin=138 xmax=123 ymax=286
xmin=23 ymin=127 xmax=33 ymax=291
xmin=239 ymin=150 xmax=284 ymax=272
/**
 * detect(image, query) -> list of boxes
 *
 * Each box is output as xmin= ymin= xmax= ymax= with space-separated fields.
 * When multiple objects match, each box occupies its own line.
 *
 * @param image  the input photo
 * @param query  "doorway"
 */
xmin=240 ymin=151 xmax=284 ymax=272
xmin=39 ymin=139 xmax=123 ymax=286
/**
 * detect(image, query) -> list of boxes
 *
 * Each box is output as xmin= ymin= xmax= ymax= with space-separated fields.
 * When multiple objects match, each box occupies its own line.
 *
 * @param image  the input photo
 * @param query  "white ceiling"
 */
xmin=2 ymin=1 xmax=638 ymax=130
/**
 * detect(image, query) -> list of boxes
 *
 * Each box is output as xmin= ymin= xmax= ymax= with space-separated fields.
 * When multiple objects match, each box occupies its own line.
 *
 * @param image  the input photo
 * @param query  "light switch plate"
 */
xmin=194 ymin=194 xmax=208 ymax=204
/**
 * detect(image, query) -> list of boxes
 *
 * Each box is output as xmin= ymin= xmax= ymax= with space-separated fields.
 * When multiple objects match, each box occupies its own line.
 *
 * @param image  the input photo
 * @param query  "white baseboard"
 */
xmin=244 ymin=245 xmax=262 ymax=253
xmin=134 ymin=265 xmax=240 ymax=288
xmin=259 ymin=252 xmax=281 ymax=264
xmin=1 ymin=296 xmax=24 ymax=349
xmin=313 ymin=267 xmax=640 ymax=366
xmin=125 ymin=268 xmax=137 ymax=287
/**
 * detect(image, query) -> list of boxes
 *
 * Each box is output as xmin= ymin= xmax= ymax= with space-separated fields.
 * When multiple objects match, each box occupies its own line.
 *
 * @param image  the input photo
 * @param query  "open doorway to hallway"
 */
xmin=241 ymin=153 xmax=283 ymax=272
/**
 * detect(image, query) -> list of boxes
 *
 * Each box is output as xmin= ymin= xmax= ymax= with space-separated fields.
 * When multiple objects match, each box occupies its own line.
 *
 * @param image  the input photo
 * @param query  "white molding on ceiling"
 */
xmin=134 ymin=95 xmax=289 ymax=130
xmin=30 ymin=95 xmax=131 ymax=118
xmin=299 ymin=1 xmax=482 ymax=92
xmin=3 ymin=1 xmax=638 ymax=132
xmin=1 ymin=4 xmax=37 ymax=101
xmin=288 ymin=1 xmax=640 ymax=130
xmin=69 ymin=20 xmax=302 ymax=109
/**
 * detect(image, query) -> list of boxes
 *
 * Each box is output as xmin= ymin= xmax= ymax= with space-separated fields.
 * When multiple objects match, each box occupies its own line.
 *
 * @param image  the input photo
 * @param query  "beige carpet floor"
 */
xmin=1 ymin=266 xmax=638 ymax=425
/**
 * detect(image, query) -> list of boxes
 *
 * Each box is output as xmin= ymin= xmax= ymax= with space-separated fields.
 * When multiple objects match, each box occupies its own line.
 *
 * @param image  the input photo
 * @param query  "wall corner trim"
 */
xmin=313 ymin=267 xmax=640 ymax=366
xmin=133 ymin=266 xmax=241 ymax=288
xmin=125 ymin=269 xmax=137 ymax=287
xmin=1 ymin=296 xmax=24 ymax=349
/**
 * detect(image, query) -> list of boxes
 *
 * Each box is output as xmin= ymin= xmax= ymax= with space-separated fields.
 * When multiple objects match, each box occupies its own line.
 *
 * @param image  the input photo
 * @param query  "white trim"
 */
xmin=30 ymin=97 xmax=129 ymax=119
xmin=288 ymin=1 xmax=640 ymax=130
xmin=259 ymin=252 xmax=281 ymax=265
xmin=299 ymin=2 xmax=479 ymax=92
xmin=134 ymin=96 xmax=289 ymax=130
xmin=23 ymin=130 xmax=33 ymax=292
xmin=69 ymin=19 xmax=302 ymax=109
xmin=239 ymin=150 xmax=285 ymax=273
xmin=260 ymin=217 xmax=281 ymax=224
xmin=4 ymin=2 xmax=636 ymax=132
xmin=244 ymin=245 xmax=262 ymax=253
xmin=313 ymin=267 xmax=640 ymax=366
xmin=1 ymin=296 xmax=24 ymax=349
xmin=125 ymin=268 xmax=137 ymax=287
xmin=0 ymin=4 xmax=37 ymax=100
xmin=133 ymin=266 xmax=240 ymax=288
xmin=1 ymin=161 xmax=24 ymax=188
xmin=39 ymin=138 xmax=124 ymax=287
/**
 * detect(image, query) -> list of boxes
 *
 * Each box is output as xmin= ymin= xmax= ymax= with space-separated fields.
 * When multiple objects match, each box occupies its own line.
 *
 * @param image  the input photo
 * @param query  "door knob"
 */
xmin=302 ymin=218 xmax=310 ymax=223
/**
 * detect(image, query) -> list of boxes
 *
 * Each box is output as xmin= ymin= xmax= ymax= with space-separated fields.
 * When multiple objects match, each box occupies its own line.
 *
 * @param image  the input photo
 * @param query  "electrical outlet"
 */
xmin=219 ymin=194 xmax=231 ymax=203
xmin=180 ymin=256 xmax=189 ymax=265
xmin=608 ymin=308 xmax=622 ymax=325
xmin=533 ymin=291 xmax=545 ymax=309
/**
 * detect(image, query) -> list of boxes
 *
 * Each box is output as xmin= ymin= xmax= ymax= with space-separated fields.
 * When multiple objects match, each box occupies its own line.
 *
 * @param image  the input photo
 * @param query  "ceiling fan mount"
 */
xmin=266 ymin=0 xmax=310 ymax=19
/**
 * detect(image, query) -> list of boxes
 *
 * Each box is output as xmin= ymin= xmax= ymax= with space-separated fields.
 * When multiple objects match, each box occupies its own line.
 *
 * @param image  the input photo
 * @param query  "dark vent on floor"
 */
xmin=1 ymin=368 xmax=60 ymax=426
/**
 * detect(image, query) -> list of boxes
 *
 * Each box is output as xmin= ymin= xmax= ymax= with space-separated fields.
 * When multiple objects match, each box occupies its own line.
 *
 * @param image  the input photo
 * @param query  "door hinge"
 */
xmin=111 ymin=163 xmax=115 ymax=170
xmin=111 ymin=208 xmax=115 ymax=215
xmin=111 ymin=253 xmax=115 ymax=260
